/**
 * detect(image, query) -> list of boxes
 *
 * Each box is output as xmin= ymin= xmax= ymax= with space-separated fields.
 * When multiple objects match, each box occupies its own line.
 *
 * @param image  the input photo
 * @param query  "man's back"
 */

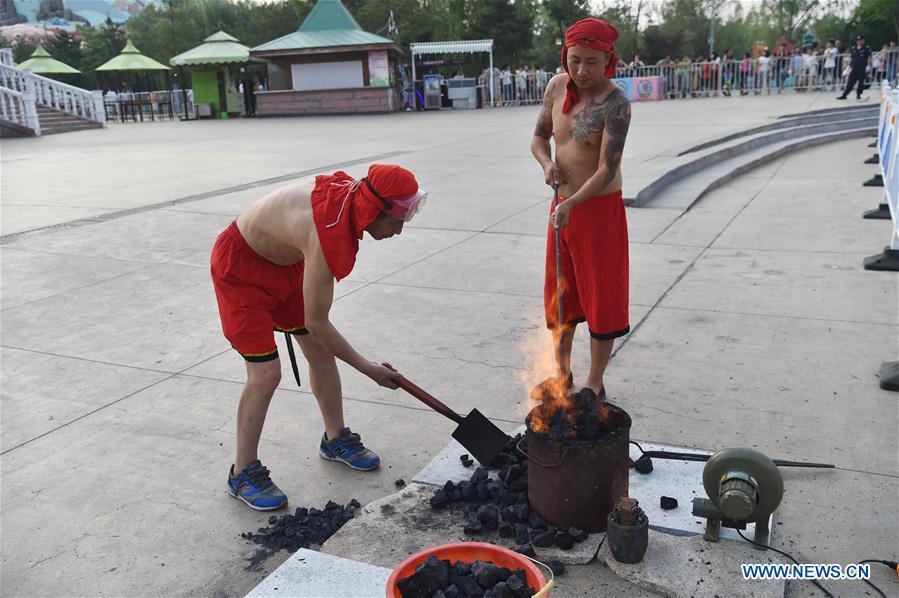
xmin=237 ymin=179 xmax=317 ymax=266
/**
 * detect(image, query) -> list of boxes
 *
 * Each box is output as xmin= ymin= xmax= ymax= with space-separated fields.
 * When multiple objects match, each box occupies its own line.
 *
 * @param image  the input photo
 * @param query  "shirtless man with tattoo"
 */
xmin=530 ymin=18 xmax=632 ymax=402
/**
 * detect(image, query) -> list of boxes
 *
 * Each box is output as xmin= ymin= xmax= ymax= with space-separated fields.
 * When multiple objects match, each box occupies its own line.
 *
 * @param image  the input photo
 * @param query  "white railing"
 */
xmin=0 ymin=85 xmax=40 ymax=135
xmin=0 ymin=62 xmax=105 ymax=127
xmin=0 ymin=48 xmax=14 ymax=67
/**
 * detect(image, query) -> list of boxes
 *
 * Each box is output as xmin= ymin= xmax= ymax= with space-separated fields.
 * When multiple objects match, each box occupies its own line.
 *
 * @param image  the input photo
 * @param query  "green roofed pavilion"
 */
xmin=96 ymin=40 xmax=170 ymax=72
xmin=18 ymin=45 xmax=81 ymax=74
xmin=249 ymin=0 xmax=403 ymax=115
xmin=252 ymin=0 xmax=395 ymax=54
xmin=170 ymin=31 xmax=259 ymax=67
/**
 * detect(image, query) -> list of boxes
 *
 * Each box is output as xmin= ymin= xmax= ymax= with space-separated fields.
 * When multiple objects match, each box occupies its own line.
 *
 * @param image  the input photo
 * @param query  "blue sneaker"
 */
xmin=319 ymin=427 xmax=380 ymax=471
xmin=227 ymin=460 xmax=288 ymax=511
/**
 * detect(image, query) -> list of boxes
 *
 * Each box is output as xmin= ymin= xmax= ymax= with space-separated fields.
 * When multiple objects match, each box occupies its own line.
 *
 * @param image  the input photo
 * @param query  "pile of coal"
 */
xmin=428 ymin=434 xmax=587 ymax=554
xmin=397 ymin=556 xmax=535 ymax=598
xmin=530 ymin=388 xmax=613 ymax=440
xmin=241 ymin=499 xmax=360 ymax=553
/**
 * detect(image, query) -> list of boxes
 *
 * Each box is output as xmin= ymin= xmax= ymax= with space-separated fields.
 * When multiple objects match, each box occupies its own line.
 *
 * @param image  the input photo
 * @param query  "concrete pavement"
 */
xmin=1 ymin=91 xmax=896 ymax=597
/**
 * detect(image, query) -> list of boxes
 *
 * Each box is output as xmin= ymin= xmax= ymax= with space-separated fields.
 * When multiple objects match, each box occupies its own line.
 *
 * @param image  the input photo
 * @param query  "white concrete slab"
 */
xmin=245 ymin=548 xmax=392 ymax=598
xmin=597 ymin=529 xmax=786 ymax=598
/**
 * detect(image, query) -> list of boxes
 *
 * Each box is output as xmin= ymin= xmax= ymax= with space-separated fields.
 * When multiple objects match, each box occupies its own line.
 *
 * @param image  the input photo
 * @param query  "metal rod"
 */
xmin=552 ymin=184 xmax=563 ymax=329
xmin=641 ymin=450 xmax=834 ymax=469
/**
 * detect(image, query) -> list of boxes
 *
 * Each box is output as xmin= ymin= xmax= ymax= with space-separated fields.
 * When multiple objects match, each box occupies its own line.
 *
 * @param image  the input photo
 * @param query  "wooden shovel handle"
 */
xmin=397 ymin=378 xmax=464 ymax=425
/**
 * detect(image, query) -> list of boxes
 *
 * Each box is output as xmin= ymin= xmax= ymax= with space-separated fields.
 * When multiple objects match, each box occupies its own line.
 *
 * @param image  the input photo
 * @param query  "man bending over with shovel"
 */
xmin=530 ymin=18 xmax=631 ymax=402
xmin=211 ymin=164 xmax=426 ymax=510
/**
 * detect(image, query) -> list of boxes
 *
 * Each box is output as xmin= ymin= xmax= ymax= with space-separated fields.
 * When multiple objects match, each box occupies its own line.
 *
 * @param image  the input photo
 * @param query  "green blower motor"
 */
xmin=691 ymin=447 xmax=784 ymax=548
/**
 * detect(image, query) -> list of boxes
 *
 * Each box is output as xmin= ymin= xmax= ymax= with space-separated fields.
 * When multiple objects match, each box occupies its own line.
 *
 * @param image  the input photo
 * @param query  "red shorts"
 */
xmin=545 ymin=190 xmax=629 ymax=339
xmin=210 ymin=221 xmax=307 ymax=362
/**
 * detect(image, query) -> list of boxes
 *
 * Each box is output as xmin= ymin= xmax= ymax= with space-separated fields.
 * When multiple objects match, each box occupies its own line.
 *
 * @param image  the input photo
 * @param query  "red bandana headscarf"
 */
xmin=561 ymin=18 xmax=619 ymax=114
xmin=310 ymin=164 xmax=418 ymax=281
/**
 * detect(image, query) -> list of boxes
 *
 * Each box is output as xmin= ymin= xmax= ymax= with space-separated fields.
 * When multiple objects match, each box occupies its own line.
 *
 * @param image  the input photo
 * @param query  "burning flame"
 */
xmin=518 ymin=274 xmax=612 ymax=437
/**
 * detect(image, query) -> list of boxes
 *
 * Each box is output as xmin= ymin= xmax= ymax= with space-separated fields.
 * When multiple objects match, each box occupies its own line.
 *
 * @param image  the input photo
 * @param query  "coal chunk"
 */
xmin=634 ymin=455 xmax=654 ymax=474
xmin=527 ymin=512 xmax=547 ymax=529
xmin=506 ymin=572 xmax=527 ymax=596
xmin=470 ymin=467 xmax=488 ymax=485
xmin=514 ymin=523 xmax=530 ymax=545
xmin=498 ymin=521 xmax=514 ymax=538
xmin=532 ymin=529 xmax=556 ymax=547
xmin=660 ymin=496 xmax=678 ymax=510
xmin=486 ymin=480 xmax=503 ymax=501
xmin=349 ymin=498 xmax=361 ymax=508
xmin=554 ymin=532 xmax=574 ymax=550
xmin=476 ymin=481 xmax=490 ymax=502
xmin=477 ymin=504 xmax=500 ymax=530
xmin=430 ymin=490 xmax=450 ymax=509
xmin=452 ymin=561 xmax=472 ymax=576
xmin=472 ymin=561 xmax=507 ymax=589
xmin=458 ymin=481 xmax=476 ymax=501
xmin=488 ymin=581 xmax=513 ymax=598
xmin=499 ymin=493 xmax=519 ymax=508
xmin=463 ymin=519 xmax=484 ymax=535
xmin=511 ymin=503 xmax=529 ymax=523
xmin=568 ymin=526 xmax=589 ymax=543
xmin=454 ymin=575 xmax=481 ymax=596
xmin=416 ymin=556 xmax=449 ymax=589
xmin=395 ymin=478 xmax=406 ymax=487
xmin=547 ymin=559 xmax=566 ymax=576
xmin=443 ymin=584 xmax=461 ymax=598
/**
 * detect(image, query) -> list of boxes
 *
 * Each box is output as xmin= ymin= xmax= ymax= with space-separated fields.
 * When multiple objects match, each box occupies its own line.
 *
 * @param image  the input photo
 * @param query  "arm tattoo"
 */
xmin=533 ymin=82 xmax=554 ymax=139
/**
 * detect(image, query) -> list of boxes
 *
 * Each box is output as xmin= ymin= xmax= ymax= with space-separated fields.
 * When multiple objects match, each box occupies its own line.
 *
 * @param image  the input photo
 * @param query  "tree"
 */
xmin=851 ymin=0 xmax=898 ymax=47
xmin=542 ymin=0 xmax=590 ymax=40
xmin=758 ymin=0 xmax=823 ymax=42
xmin=467 ymin=0 xmax=534 ymax=65
xmin=78 ymin=18 xmax=126 ymax=72
xmin=641 ymin=24 xmax=684 ymax=61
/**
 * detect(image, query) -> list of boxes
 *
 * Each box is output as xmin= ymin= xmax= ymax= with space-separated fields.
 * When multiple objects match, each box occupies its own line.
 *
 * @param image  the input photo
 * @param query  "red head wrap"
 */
xmin=561 ymin=18 xmax=619 ymax=114
xmin=311 ymin=164 xmax=418 ymax=280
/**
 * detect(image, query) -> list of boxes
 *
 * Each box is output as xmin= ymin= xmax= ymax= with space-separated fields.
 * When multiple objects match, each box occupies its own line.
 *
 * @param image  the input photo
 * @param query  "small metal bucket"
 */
xmin=523 ymin=403 xmax=631 ymax=533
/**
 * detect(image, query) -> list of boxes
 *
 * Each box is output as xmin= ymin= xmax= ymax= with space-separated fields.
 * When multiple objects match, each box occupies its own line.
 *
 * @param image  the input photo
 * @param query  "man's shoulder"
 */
xmin=547 ymin=72 xmax=569 ymax=89
xmin=601 ymin=85 xmax=630 ymax=108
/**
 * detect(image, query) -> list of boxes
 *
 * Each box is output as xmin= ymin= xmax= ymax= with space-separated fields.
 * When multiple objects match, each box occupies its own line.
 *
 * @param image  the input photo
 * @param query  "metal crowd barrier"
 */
xmin=478 ymin=70 xmax=552 ymax=106
xmin=103 ymin=90 xmax=193 ymax=123
xmin=624 ymin=49 xmax=899 ymax=98
xmin=477 ymin=49 xmax=898 ymax=106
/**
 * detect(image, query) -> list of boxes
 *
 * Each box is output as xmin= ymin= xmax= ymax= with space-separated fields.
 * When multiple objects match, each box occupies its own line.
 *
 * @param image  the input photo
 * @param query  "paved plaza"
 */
xmin=1 ymin=93 xmax=897 ymax=597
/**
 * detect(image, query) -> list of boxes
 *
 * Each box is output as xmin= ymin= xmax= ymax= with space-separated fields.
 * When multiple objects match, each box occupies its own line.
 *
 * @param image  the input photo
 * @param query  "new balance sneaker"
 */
xmin=227 ymin=459 xmax=288 ymax=511
xmin=319 ymin=427 xmax=380 ymax=471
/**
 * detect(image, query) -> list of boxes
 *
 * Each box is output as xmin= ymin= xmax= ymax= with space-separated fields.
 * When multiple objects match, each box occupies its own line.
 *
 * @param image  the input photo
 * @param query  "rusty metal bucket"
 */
xmin=523 ymin=403 xmax=631 ymax=533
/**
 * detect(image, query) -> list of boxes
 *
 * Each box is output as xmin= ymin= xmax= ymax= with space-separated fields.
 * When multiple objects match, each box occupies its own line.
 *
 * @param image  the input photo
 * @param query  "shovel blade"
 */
xmin=452 ymin=408 xmax=510 ymax=466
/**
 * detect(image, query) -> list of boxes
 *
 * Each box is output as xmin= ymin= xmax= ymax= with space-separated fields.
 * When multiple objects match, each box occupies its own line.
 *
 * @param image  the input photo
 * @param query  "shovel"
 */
xmin=398 ymin=377 xmax=510 ymax=466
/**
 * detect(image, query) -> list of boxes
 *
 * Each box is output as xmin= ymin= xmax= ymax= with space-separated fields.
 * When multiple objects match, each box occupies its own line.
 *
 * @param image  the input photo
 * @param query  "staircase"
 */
xmin=623 ymin=104 xmax=878 ymax=210
xmin=0 ymin=48 xmax=106 ymax=137
xmin=36 ymin=105 xmax=104 ymax=135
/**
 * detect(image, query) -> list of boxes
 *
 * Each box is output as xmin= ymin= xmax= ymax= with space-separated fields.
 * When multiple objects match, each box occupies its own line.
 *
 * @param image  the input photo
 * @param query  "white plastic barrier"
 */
xmin=864 ymin=83 xmax=899 ymax=272
xmin=878 ymin=83 xmax=899 ymax=249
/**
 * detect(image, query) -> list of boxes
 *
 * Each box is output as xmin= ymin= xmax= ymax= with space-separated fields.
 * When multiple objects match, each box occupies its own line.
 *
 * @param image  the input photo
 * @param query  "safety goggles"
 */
xmin=364 ymin=178 xmax=428 ymax=223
